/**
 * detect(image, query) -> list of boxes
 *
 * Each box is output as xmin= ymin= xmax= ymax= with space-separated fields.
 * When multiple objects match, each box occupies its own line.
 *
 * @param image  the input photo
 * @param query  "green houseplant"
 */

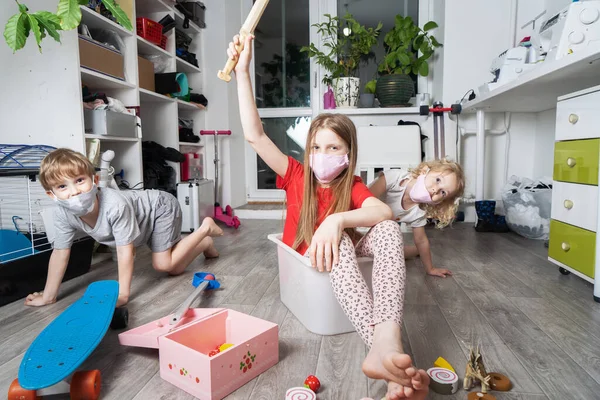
xmin=301 ymin=13 xmax=381 ymax=108
xmin=4 ymin=0 xmax=132 ymax=53
xmin=367 ymin=14 xmax=441 ymax=107
xmin=359 ymin=78 xmax=377 ymax=108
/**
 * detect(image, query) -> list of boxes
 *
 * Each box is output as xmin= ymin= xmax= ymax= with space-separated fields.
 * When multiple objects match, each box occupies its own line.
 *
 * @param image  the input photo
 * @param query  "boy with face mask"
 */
xmin=26 ymin=148 xmax=223 ymax=308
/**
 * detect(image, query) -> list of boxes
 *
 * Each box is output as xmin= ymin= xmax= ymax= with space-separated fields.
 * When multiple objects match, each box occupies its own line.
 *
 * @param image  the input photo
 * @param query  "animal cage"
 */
xmin=0 ymin=145 xmax=94 ymax=307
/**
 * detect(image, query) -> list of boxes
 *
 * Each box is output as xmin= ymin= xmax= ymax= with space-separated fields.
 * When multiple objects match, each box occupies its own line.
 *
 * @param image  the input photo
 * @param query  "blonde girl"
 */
xmin=369 ymin=159 xmax=465 ymax=277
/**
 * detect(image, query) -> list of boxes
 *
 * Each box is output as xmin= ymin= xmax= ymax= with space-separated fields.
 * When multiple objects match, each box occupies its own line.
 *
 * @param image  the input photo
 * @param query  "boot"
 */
xmin=475 ymin=200 xmax=496 ymax=232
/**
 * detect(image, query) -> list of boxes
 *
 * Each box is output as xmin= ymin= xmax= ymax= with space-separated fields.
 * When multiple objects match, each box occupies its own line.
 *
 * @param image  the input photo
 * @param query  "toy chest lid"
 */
xmin=118 ymin=308 xmax=226 ymax=349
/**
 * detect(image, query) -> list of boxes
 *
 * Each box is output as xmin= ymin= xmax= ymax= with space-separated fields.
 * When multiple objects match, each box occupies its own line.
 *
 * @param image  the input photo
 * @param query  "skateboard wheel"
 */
xmin=488 ymin=373 xmax=512 ymax=391
xmin=8 ymin=379 xmax=40 ymax=400
xmin=451 ymin=103 xmax=462 ymax=114
xmin=110 ymin=307 xmax=129 ymax=329
xmin=419 ymin=105 xmax=430 ymax=116
xmin=225 ymin=205 xmax=233 ymax=216
xmin=71 ymin=370 xmax=101 ymax=400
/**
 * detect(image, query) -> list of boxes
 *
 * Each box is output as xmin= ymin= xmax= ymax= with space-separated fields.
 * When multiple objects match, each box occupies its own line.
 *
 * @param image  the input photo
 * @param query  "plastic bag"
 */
xmin=501 ymin=175 xmax=552 ymax=240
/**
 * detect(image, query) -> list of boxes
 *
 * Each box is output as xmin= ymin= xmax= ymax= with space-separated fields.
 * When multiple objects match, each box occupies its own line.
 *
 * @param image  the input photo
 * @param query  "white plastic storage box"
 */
xmin=83 ymin=109 xmax=137 ymax=138
xmin=268 ymin=233 xmax=372 ymax=335
xmin=177 ymin=179 xmax=214 ymax=233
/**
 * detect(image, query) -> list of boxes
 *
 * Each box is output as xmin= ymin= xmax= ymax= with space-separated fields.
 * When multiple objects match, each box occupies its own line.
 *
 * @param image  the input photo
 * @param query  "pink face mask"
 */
xmin=309 ymin=153 xmax=349 ymax=184
xmin=409 ymin=171 xmax=436 ymax=204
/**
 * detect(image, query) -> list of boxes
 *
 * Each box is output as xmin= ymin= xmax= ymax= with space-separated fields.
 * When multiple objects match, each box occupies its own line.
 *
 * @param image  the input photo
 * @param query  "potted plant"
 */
xmin=366 ymin=15 xmax=441 ymax=108
xmin=360 ymin=79 xmax=376 ymax=108
xmin=4 ymin=0 xmax=132 ymax=53
xmin=301 ymin=13 xmax=381 ymax=108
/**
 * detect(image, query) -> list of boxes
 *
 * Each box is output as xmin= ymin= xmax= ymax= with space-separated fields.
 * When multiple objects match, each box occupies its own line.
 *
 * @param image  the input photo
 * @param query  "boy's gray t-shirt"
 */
xmin=52 ymin=187 xmax=161 ymax=249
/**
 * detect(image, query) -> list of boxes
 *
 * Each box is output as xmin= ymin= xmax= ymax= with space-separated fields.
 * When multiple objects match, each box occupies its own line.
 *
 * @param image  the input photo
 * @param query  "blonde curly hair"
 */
xmin=408 ymin=158 xmax=465 ymax=228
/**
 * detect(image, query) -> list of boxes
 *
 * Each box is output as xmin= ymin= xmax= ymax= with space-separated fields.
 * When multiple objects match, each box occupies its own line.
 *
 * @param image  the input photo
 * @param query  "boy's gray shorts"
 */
xmin=148 ymin=191 xmax=182 ymax=253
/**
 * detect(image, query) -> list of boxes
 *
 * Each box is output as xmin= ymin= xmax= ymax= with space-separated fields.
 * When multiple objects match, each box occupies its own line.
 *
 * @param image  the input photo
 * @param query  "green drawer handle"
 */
xmin=569 ymin=113 xmax=579 ymax=124
xmin=566 ymin=157 xmax=576 ymax=167
xmin=564 ymin=200 xmax=574 ymax=210
xmin=561 ymin=242 xmax=571 ymax=252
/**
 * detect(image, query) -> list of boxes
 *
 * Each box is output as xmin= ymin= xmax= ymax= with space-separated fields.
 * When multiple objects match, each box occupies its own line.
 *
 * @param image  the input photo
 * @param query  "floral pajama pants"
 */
xmin=329 ymin=220 xmax=406 ymax=347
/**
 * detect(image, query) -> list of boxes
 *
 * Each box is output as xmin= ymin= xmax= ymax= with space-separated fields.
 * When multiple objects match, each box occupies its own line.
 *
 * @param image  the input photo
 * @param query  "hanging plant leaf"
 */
xmin=4 ymin=11 xmax=30 ymax=52
xmin=423 ymin=21 xmax=438 ymax=31
xmin=56 ymin=0 xmax=82 ymax=30
xmin=27 ymin=13 xmax=42 ymax=52
xmin=102 ymin=0 xmax=133 ymax=31
xmin=32 ymin=11 xmax=62 ymax=43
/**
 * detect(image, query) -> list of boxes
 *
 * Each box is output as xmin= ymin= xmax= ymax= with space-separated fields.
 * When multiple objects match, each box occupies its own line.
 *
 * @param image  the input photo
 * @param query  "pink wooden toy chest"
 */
xmin=118 ymin=308 xmax=279 ymax=399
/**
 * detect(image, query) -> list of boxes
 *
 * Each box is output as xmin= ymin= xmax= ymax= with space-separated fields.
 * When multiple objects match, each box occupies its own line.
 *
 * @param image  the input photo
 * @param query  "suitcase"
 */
xmin=177 ymin=179 xmax=214 ymax=232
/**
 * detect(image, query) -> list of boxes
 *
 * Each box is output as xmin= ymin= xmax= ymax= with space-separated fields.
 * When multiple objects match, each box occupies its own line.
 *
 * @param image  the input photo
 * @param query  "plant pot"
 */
xmin=332 ymin=77 xmax=360 ymax=108
xmin=359 ymin=93 xmax=375 ymax=108
xmin=375 ymin=74 xmax=415 ymax=107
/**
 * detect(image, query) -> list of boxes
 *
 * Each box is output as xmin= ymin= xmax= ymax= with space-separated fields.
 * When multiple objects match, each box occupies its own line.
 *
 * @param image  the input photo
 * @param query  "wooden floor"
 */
xmin=2 ymin=220 xmax=600 ymax=400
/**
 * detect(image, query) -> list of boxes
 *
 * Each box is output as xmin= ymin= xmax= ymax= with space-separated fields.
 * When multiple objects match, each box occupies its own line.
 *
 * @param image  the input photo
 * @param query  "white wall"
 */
xmin=0 ymin=2 xmax=84 ymax=152
xmin=203 ymin=0 xmax=246 ymax=209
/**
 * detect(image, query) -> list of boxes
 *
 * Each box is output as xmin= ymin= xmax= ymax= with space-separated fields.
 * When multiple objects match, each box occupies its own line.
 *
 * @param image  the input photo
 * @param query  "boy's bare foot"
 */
xmin=203 ymin=240 xmax=220 ymax=259
xmin=362 ymin=322 xmax=415 ymax=387
xmin=385 ymin=370 xmax=429 ymax=399
xmin=201 ymin=217 xmax=224 ymax=237
xmin=116 ymin=294 xmax=129 ymax=308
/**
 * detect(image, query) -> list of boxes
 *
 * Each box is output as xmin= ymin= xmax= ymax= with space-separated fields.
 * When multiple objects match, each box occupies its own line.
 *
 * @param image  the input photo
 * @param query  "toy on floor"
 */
xmin=304 ymin=374 xmax=321 ymax=392
xmin=433 ymin=356 xmax=455 ymax=372
xmin=464 ymin=346 xmax=491 ymax=393
xmin=8 ymin=281 xmax=126 ymax=400
xmin=199 ymin=130 xmax=241 ymax=229
xmin=286 ymin=386 xmax=316 ymax=400
xmin=428 ymin=367 xmax=459 ymax=394
xmin=467 ymin=392 xmax=497 ymax=400
xmin=118 ymin=272 xmax=279 ymax=400
xmin=488 ymin=372 xmax=512 ymax=391
xmin=169 ymin=272 xmax=220 ymax=328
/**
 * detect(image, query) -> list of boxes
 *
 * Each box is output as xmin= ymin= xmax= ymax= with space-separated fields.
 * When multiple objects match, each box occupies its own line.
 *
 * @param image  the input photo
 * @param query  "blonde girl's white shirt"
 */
xmin=382 ymin=169 xmax=428 ymax=228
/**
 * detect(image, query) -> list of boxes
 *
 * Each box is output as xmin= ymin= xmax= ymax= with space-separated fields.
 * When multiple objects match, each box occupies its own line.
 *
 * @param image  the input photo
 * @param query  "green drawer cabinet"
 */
xmin=549 ymin=220 xmax=596 ymax=278
xmin=553 ymin=139 xmax=599 ymax=185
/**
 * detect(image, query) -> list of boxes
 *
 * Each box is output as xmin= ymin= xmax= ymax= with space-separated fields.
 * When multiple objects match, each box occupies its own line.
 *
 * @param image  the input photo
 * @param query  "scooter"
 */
xmin=199 ymin=130 xmax=241 ymax=229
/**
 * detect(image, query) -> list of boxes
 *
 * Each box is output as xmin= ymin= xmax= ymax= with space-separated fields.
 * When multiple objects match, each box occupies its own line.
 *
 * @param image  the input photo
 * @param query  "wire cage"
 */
xmin=0 ymin=166 xmax=95 ymax=307
xmin=0 ymin=144 xmax=55 ymax=169
xmin=0 ymin=170 xmax=53 ymax=263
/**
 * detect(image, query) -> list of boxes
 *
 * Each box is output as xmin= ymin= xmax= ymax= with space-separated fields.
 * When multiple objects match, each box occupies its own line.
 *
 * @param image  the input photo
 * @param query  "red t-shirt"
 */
xmin=276 ymin=156 xmax=373 ymax=255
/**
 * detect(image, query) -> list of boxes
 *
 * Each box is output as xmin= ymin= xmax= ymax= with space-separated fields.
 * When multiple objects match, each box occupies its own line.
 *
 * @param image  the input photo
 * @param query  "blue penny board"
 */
xmin=19 ymin=280 xmax=118 ymax=390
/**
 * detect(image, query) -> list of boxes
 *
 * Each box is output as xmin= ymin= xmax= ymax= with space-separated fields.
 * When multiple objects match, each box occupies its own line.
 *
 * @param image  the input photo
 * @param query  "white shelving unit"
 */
xmin=0 ymin=0 xmax=209 ymax=190
xmin=134 ymin=0 xmax=207 ymax=183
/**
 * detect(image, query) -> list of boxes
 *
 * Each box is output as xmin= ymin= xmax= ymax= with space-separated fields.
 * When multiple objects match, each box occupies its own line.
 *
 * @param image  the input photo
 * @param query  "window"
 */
xmin=337 ymin=0 xmax=420 ymax=94
xmin=254 ymin=0 xmax=311 ymax=108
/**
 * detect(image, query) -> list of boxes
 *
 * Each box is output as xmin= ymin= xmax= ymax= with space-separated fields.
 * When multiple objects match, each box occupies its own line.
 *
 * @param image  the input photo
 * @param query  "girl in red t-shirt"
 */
xmin=227 ymin=35 xmax=429 ymax=399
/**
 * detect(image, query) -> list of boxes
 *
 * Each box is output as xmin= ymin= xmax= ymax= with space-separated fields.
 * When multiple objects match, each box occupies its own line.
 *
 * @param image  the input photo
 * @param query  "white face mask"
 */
xmin=53 ymin=184 xmax=98 ymax=217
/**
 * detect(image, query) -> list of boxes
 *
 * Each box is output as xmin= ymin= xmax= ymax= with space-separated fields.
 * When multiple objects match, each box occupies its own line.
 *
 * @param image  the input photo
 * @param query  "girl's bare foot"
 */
xmin=201 ymin=217 xmax=224 ymax=237
xmin=362 ymin=322 xmax=415 ymax=387
xmin=385 ymin=369 xmax=429 ymax=399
